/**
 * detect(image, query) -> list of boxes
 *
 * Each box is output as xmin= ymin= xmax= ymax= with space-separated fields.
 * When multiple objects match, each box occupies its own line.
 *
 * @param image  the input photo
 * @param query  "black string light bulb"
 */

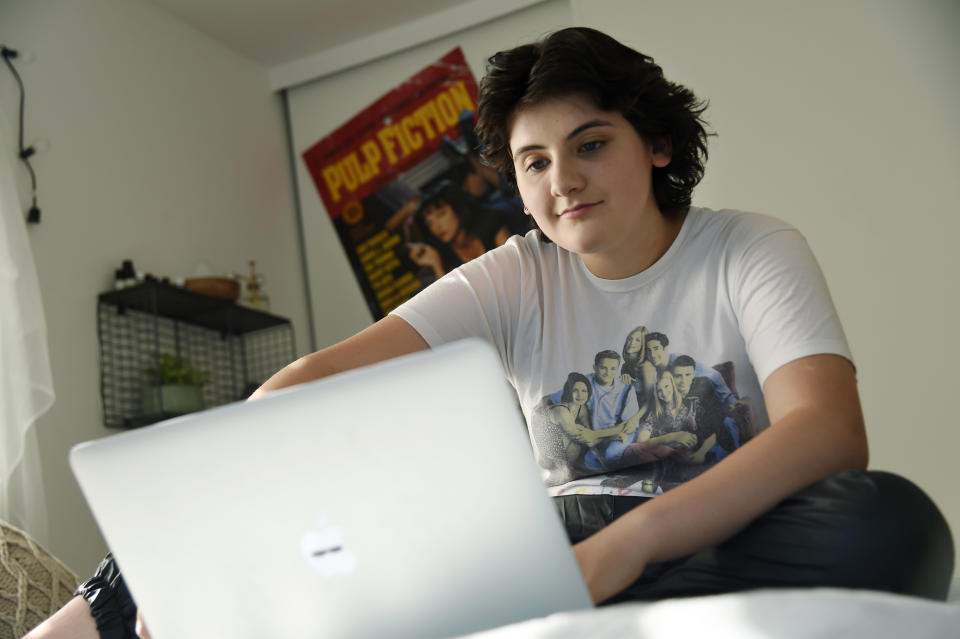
xmin=2 ymin=45 xmax=41 ymax=224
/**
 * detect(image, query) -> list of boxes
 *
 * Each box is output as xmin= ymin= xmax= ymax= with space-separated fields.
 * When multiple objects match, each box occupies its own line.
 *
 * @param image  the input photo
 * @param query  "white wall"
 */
xmin=574 ymin=0 xmax=960 ymax=565
xmin=0 ymin=0 xmax=310 ymax=575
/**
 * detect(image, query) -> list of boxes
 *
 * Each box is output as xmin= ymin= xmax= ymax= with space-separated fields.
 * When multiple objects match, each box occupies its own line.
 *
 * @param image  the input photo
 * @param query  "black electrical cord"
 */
xmin=1 ymin=45 xmax=41 ymax=224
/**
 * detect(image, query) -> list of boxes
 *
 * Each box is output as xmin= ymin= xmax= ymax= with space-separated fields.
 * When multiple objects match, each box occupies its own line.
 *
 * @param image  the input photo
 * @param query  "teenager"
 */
xmin=27 ymin=26 xmax=953 ymax=639
xmin=252 ymin=25 xmax=959 ymax=605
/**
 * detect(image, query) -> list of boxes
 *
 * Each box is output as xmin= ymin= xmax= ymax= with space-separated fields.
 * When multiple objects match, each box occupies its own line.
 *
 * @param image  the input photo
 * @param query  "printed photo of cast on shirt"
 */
xmin=532 ymin=326 xmax=754 ymax=494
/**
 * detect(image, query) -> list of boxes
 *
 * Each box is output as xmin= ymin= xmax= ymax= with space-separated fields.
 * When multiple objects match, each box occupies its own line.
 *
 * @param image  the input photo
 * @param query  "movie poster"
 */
xmin=302 ymin=47 xmax=527 ymax=320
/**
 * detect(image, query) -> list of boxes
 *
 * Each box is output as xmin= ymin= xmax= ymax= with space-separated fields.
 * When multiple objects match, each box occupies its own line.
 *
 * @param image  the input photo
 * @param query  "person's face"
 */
xmin=647 ymin=339 xmax=668 ymax=368
xmin=423 ymin=203 xmax=460 ymax=243
xmin=593 ymin=357 xmax=619 ymax=387
xmin=625 ymin=329 xmax=645 ymax=355
xmin=656 ymin=374 xmax=674 ymax=404
xmin=509 ymin=94 xmax=671 ymax=278
xmin=571 ymin=381 xmax=589 ymax=406
xmin=673 ymin=365 xmax=695 ymax=397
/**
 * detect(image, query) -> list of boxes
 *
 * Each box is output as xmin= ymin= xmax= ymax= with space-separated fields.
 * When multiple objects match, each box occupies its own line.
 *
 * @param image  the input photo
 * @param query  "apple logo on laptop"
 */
xmin=300 ymin=514 xmax=357 ymax=577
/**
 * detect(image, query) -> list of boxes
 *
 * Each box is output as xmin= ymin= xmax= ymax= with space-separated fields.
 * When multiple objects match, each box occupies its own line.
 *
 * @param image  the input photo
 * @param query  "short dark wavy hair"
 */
xmin=476 ymin=27 xmax=711 ymax=217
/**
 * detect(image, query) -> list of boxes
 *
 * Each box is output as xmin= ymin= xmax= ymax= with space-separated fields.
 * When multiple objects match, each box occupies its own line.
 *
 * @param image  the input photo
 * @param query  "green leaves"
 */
xmin=144 ymin=353 xmax=212 ymax=386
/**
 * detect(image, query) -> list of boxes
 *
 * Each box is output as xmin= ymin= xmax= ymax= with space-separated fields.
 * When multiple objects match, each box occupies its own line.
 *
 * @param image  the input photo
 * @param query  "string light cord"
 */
xmin=1 ymin=45 xmax=41 ymax=224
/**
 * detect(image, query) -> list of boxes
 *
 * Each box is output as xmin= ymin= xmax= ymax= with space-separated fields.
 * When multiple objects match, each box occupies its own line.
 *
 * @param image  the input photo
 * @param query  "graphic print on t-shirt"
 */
xmin=530 ymin=325 xmax=754 ymax=495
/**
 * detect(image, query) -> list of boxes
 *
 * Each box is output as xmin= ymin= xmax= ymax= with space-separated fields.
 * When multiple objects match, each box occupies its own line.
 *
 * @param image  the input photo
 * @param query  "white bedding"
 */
xmin=464 ymin=580 xmax=960 ymax=639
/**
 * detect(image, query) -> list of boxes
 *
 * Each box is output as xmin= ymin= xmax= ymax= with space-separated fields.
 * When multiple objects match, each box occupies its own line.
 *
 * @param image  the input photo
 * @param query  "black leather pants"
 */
xmin=555 ymin=470 xmax=955 ymax=603
xmin=74 ymin=553 xmax=138 ymax=639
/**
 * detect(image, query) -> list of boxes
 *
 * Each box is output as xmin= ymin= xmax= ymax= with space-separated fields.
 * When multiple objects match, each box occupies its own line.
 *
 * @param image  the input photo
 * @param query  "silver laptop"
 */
xmin=71 ymin=338 xmax=592 ymax=639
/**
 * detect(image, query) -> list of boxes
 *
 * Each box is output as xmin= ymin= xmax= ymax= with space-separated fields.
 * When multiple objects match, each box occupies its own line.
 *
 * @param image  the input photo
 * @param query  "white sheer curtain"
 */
xmin=0 ymin=108 xmax=53 ymax=539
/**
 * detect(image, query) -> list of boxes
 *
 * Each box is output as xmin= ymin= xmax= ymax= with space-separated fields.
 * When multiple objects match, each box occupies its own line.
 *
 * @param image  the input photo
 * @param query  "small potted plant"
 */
xmin=142 ymin=353 xmax=211 ymax=416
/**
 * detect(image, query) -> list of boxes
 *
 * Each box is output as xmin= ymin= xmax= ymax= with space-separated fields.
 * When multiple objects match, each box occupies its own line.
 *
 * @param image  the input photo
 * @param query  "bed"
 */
xmin=464 ymin=579 xmax=960 ymax=639
xmin=3 ymin=516 xmax=957 ymax=638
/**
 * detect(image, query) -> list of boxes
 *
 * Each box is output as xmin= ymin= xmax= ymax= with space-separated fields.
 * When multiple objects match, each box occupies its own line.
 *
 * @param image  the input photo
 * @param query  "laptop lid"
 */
xmin=71 ymin=338 xmax=592 ymax=638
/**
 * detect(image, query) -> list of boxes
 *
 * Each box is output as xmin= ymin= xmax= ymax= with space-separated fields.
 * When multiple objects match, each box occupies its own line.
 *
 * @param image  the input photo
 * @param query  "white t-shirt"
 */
xmin=391 ymin=207 xmax=851 ymax=497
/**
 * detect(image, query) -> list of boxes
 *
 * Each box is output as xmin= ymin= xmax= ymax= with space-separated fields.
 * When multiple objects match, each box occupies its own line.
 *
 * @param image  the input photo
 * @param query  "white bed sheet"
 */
xmin=463 ymin=580 xmax=960 ymax=639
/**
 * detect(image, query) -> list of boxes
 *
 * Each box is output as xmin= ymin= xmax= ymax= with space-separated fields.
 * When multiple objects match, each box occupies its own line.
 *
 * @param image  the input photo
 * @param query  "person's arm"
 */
xmin=645 ymin=430 xmax=698 ymax=448
xmin=249 ymin=315 xmax=429 ymax=399
xmin=576 ymin=420 xmax=642 ymax=446
xmin=583 ymin=403 xmax=654 ymax=445
xmin=689 ymin=433 xmax=717 ymax=463
xmin=572 ymin=353 xmax=868 ymax=603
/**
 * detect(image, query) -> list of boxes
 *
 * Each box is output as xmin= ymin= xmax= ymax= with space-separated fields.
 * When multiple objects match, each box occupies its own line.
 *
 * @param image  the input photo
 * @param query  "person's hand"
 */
xmin=408 ymin=243 xmax=440 ymax=268
xmin=666 ymin=431 xmax=696 ymax=448
xmin=620 ymin=373 xmax=635 ymax=386
xmin=136 ymin=611 xmax=152 ymax=639
xmin=616 ymin=421 xmax=636 ymax=444
xmin=407 ymin=243 xmax=444 ymax=279
xmin=573 ymin=426 xmax=600 ymax=446
xmin=621 ymin=419 xmax=640 ymax=436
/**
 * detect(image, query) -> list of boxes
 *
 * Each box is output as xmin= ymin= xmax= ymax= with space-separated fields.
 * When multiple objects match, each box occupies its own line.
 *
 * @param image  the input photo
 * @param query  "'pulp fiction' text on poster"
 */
xmin=302 ymin=47 xmax=526 ymax=319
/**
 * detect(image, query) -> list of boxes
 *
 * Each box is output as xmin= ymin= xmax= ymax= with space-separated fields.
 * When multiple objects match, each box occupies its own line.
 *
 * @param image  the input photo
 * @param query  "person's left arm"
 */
xmin=572 ymin=352 xmax=867 ymax=603
xmin=689 ymin=432 xmax=717 ymax=463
